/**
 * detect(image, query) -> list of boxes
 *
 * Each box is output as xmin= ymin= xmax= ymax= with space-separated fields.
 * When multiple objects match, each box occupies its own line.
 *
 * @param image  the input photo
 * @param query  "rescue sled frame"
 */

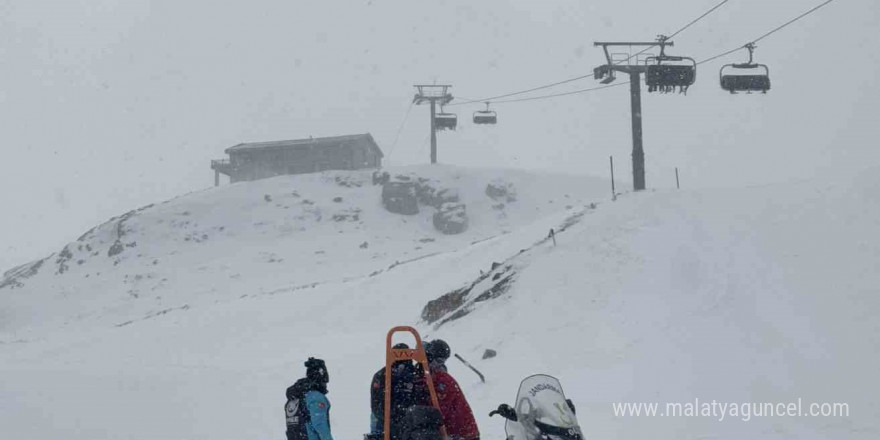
xmin=385 ymin=326 xmax=448 ymax=440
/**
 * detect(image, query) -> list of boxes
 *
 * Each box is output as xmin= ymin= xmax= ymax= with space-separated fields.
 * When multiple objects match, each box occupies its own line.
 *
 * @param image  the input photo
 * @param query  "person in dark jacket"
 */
xmin=286 ymin=357 xmax=333 ymax=440
xmin=425 ymin=340 xmax=480 ymax=440
xmin=369 ymin=343 xmax=431 ymax=440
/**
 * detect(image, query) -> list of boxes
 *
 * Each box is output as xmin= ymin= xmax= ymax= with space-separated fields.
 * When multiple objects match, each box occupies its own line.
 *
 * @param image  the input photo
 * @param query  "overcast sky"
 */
xmin=1 ymin=0 xmax=878 ymax=271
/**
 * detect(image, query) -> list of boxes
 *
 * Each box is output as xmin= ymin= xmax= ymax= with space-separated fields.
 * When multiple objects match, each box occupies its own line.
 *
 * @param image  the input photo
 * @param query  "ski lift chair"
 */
xmin=473 ymin=102 xmax=497 ymax=125
xmin=594 ymin=65 xmax=616 ymax=84
xmin=719 ymin=44 xmax=770 ymax=94
xmin=645 ymin=54 xmax=697 ymax=94
xmin=435 ymin=111 xmax=458 ymax=130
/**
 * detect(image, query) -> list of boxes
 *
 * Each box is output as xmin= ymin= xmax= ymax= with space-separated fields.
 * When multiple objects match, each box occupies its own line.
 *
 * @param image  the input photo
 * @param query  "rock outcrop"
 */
xmin=433 ymin=202 xmax=468 ymax=235
xmin=380 ymin=173 xmax=469 ymax=234
xmin=381 ymin=181 xmax=419 ymax=215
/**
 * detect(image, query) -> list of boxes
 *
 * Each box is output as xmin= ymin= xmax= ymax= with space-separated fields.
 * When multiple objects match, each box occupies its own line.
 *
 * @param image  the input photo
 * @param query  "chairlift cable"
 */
xmin=696 ymin=47 xmax=744 ymax=66
xmin=697 ymin=0 xmax=836 ymax=66
xmin=668 ymin=0 xmax=730 ymax=39
xmin=448 ymin=74 xmax=595 ymax=107
xmin=621 ymin=0 xmax=731 ymax=66
xmin=448 ymin=0 xmax=730 ymax=107
xmin=385 ymin=102 xmax=414 ymax=160
xmin=752 ymin=0 xmax=835 ymax=44
xmin=491 ymin=0 xmax=837 ymax=104
xmin=490 ymin=83 xmax=627 ymax=105
xmin=427 ymin=0 xmax=835 ymax=108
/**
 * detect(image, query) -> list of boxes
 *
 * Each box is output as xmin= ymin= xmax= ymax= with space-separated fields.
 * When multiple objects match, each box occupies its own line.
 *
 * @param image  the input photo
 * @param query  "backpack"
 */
xmin=285 ymin=383 xmax=312 ymax=440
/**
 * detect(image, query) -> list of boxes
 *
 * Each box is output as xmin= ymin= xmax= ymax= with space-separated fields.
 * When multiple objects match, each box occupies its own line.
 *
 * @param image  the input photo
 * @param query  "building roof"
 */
xmin=225 ymin=133 xmax=383 ymax=157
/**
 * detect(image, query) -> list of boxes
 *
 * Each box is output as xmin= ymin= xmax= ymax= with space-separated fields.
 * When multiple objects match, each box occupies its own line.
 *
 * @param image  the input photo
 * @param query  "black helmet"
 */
xmin=305 ymin=357 xmax=329 ymax=384
xmin=425 ymin=340 xmax=450 ymax=365
xmin=391 ymin=343 xmax=412 ymax=366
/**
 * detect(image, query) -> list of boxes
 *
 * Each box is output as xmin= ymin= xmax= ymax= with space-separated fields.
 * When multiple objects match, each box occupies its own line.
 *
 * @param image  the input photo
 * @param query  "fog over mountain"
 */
xmin=2 ymin=1 xmax=877 ymax=271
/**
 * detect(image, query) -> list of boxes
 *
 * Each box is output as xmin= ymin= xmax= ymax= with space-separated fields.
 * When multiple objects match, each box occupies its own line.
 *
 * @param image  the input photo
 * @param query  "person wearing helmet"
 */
xmin=369 ymin=343 xmax=431 ymax=440
xmin=286 ymin=357 xmax=334 ymax=440
xmin=424 ymin=340 xmax=480 ymax=440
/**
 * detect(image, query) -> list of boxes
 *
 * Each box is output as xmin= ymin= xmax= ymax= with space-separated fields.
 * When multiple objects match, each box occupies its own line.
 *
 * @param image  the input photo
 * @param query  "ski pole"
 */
xmin=454 ymin=353 xmax=486 ymax=383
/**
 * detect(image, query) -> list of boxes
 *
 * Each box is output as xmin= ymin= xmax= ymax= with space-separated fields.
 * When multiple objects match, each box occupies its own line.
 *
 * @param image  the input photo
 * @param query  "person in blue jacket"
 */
xmin=286 ymin=357 xmax=333 ymax=440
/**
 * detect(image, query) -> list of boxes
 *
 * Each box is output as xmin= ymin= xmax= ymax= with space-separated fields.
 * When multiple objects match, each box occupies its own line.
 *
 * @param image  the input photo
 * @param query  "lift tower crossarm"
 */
xmin=593 ymin=41 xmax=673 ymax=67
xmin=592 ymin=41 xmax=674 ymax=46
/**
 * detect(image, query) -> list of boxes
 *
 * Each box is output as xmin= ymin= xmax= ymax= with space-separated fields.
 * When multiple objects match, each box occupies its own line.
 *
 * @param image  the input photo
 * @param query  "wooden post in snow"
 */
xmin=610 ymin=156 xmax=616 ymax=201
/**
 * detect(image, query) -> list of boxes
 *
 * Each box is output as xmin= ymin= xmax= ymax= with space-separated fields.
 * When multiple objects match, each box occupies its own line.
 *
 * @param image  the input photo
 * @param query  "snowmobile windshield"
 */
xmin=504 ymin=375 xmax=583 ymax=440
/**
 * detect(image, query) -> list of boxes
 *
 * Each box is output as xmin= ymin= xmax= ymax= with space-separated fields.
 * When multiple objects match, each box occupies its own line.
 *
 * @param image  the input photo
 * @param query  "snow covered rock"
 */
xmin=415 ymin=178 xmax=460 ymax=208
xmin=372 ymin=170 xmax=390 ymax=186
xmin=381 ymin=181 xmax=419 ymax=215
xmin=422 ymin=261 xmax=516 ymax=327
xmin=382 ymin=173 xmax=466 ymax=225
xmin=0 ymin=259 xmax=45 ymax=289
xmin=107 ymin=240 xmax=125 ymax=257
xmin=485 ymin=179 xmax=517 ymax=203
xmin=433 ymin=202 xmax=468 ymax=235
xmin=379 ymin=172 xmax=469 ymax=233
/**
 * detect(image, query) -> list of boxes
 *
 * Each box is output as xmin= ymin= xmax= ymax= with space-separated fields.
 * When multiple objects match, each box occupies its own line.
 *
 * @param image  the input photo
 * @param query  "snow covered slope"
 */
xmin=0 ymin=165 xmax=602 ymax=336
xmin=1 ymin=166 xmax=878 ymax=440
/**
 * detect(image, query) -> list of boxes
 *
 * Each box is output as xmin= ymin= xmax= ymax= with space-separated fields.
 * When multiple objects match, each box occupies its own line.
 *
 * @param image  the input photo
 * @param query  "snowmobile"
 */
xmin=490 ymin=374 xmax=585 ymax=440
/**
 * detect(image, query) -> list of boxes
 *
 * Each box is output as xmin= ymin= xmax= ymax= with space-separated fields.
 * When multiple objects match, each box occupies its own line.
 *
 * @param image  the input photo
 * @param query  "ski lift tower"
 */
xmin=413 ymin=84 xmax=454 ymax=164
xmin=593 ymin=37 xmax=674 ymax=191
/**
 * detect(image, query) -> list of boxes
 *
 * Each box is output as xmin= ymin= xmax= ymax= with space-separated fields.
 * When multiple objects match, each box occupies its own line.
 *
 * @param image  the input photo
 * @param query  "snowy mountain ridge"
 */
xmin=0 ymin=165 xmax=605 ymax=336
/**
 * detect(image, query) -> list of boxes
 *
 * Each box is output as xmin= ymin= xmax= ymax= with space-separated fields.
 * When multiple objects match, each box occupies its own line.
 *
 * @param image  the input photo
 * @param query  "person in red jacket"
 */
xmin=424 ymin=340 xmax=480 ymax=440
